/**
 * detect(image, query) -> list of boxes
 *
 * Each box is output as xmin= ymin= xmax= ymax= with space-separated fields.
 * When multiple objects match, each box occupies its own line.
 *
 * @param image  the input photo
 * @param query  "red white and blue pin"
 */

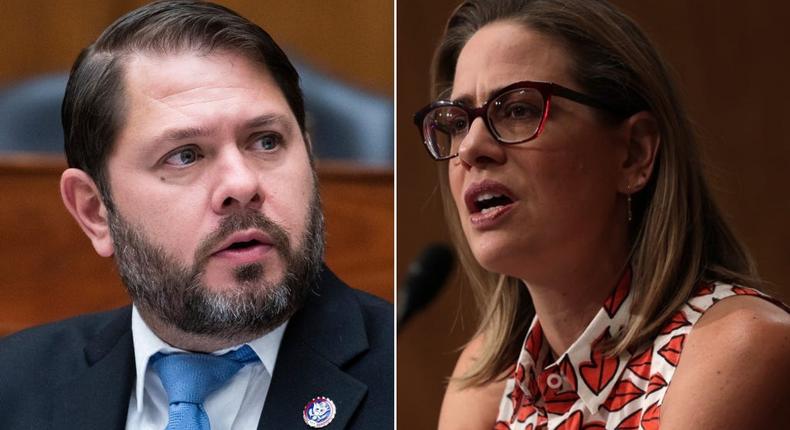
xmin=303 ymin=396 xmax=336 ymax=428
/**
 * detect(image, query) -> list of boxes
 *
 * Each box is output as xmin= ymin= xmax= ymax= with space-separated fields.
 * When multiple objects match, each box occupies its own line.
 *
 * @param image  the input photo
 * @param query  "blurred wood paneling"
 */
xmin=0 ymin=1 xmax=116 ymax=83
xmin=319 ymin=161 xmax=394 ymax=301
xmin=397 ymin=1 xmax=790 ymax=428
xmin=0 ymin=156 xmax=126 ymax=337
xmin=0 ymin=0 xmax=392 ymax=95
xmin=396 ymin=1 xmax=461 ymax=428
xmin=0 ymin=155 xmax=392 ymax=337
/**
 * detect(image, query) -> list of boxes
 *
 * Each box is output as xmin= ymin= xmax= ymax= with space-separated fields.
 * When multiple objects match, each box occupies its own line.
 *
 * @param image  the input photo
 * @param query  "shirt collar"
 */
xmin=515 ymin=266 xmax=634 ymax=415
xmin=130 ymin=305 xmax=288 ymax=413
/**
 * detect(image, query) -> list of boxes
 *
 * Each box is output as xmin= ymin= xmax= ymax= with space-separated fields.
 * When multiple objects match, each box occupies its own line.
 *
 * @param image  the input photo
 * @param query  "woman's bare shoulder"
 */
xmin=438 ymin=334 xmax=507 ymax=430
xmin=661 ymin=294 xmax=790 ymax=429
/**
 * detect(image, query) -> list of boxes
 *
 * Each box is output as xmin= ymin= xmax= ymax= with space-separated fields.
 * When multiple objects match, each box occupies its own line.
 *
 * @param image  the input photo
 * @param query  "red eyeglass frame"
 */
xmin=413 ymin=80 xmax=625 ymax=160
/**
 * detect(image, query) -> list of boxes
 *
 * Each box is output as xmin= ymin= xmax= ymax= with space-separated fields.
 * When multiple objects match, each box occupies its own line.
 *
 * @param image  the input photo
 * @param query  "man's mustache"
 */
xmin=193 ymin=211 xmax=291 ymax=268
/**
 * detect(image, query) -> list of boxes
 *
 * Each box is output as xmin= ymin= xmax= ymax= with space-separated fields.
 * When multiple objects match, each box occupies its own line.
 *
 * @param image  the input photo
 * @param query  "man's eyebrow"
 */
xmin=242 ymin=113 xmax=292 ymax=130
xmin=156 ymin=126 xmax=213 ymax=143
xmin=151 ymin=113 xmax=293 ymax=145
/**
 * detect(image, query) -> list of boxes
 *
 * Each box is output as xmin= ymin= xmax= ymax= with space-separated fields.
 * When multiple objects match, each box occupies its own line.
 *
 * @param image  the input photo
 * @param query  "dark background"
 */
xmin=397 ymin=1 xmax=790 ymax=428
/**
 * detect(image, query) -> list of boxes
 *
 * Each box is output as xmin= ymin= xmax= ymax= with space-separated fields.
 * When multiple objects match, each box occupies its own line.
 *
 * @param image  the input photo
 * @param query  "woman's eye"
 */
xmin=451 ymin=117 xmax=469 ymax=134
xmin=164 ymin=147 xmax=202 ymax=166
xmin=436 ymin=115 xmax=467 ymax=136
xmin=504 ymin=103 xmax=537 ymax=119
xmin=253 ymin=133 xmax=282 ymax=151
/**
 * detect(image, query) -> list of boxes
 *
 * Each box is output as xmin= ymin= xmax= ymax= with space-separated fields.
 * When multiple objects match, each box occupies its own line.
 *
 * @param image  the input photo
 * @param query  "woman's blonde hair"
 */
xmin=430 ymin=0 xmax=760 ymax=387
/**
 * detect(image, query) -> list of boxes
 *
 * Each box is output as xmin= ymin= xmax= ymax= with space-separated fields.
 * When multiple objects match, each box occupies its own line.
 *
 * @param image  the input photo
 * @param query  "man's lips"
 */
xmin=210 ymin=230 xmax=275 ymax=263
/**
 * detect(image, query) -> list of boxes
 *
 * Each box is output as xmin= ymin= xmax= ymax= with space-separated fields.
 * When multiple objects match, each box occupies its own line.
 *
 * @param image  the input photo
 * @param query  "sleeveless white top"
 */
xmin=494 ymin=270 xmax=783 ymax=430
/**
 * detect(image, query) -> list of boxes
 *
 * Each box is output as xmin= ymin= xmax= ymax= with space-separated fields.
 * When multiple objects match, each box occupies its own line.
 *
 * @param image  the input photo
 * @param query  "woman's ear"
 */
xmin=60 ymin=168 xmax=114 ymax=257
xmin=618 ymin=111 xmax=661 ymax=193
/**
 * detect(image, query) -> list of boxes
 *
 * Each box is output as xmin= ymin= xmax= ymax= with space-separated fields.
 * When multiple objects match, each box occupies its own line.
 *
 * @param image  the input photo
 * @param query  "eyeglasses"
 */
xmin=413 ymin=80 xmax=622 ymax=160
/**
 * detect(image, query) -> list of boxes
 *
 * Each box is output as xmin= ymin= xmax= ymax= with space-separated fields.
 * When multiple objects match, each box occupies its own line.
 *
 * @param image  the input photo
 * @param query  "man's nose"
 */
xmin=210 ymin=148 xmax=263 ymax=214
xmin=456 ymin=117 xmax=506 ymax=168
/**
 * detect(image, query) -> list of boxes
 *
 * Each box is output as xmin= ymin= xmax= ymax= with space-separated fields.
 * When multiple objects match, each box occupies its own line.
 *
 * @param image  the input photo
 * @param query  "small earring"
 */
xmin=626 ymin=185 xmax=633 ymax=223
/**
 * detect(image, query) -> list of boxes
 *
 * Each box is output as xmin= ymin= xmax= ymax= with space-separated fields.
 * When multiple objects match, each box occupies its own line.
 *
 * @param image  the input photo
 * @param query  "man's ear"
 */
xmin=618 ymin=111 xmax=661 ymax=193
xmin=60 ymin=168 xmax=114 ymax=257
xmin=304 ymin=132 xmax=313 ymax=153
xmin=303 ymin=132 xmax=315 ymax=158
xmin=303 ymin=132 xmax=317 ymax=168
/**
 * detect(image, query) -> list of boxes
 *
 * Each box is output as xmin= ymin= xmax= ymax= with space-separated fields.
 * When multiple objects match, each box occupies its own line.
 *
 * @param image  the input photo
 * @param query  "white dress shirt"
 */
xmin=125 ymin=306 xmax=287 ymax=430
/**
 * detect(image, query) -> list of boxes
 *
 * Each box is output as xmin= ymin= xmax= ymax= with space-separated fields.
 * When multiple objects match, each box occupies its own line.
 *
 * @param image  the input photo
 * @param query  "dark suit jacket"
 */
xmin=0 ymin=267 xmax=393 ymax=429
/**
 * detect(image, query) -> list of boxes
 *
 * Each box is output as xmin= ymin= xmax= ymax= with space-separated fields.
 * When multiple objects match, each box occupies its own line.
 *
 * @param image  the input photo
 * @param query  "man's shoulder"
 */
xmin=272 ymin=269 xmax=393 ymax=428
xmin=347 ymin=284 xmax=393 ymax=311
xmin=0 ymin=307 xmax=131 ymax=369
xmin=315 ymin=268 xmax=393 ymax=337
xmin=0 ymin=307 xmax=134 ymax=427
xmin=349 ymin=287 xmax=395 ymax=360
xmin=346 ymin=287 xmax=393 ymax=337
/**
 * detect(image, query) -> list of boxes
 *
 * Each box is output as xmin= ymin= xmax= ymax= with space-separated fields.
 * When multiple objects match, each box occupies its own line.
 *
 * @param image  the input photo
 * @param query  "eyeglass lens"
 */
xmin=422 ymin=87 xmax=546 ymax=158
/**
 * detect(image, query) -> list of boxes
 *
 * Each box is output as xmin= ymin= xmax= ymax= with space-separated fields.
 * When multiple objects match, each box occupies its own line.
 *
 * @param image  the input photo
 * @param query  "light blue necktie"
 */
xmin=150 ymin=345 xmax=259 ymax=430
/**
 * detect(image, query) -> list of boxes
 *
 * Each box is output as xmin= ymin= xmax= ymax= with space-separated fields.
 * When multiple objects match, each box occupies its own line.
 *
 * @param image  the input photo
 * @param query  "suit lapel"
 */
xmin=51 ymin=307 xmax=135 ymax=430
xmin=43 ymin=269 xmax=369 ymax=429
xmin=258 ymin=268 xmax=370 ymax=429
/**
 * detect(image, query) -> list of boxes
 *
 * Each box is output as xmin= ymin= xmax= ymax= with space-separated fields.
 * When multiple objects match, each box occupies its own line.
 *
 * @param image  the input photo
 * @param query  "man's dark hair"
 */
xmin=62 ymin=0 xmax=306 ymax=202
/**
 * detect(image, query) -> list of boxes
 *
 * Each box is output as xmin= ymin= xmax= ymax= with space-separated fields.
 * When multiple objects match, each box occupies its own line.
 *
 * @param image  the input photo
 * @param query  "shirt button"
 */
xmin=546 ymin=373 xmax=562 ymax=390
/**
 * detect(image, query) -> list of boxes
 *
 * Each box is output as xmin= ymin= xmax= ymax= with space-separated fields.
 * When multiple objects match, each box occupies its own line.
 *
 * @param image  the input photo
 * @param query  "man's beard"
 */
xmin=106 ymin=189 xmax=325 ymax=339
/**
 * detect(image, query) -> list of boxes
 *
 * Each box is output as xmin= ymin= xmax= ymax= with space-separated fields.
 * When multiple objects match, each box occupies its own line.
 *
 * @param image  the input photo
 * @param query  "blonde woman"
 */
xmin=413 ymin=0 xmax=790 ymax=428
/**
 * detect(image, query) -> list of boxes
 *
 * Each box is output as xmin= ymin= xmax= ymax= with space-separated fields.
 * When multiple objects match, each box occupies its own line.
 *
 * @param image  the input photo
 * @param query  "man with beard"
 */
xmin=0 ymin=1 xmax=392 ymax=429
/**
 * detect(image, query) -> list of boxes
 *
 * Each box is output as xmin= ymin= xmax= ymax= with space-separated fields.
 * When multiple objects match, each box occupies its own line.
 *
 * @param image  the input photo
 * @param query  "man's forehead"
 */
xmin=122 ymin=50 xmax=281 ymax=101
xmin=109 ymin=49 xmax=302 ymax=157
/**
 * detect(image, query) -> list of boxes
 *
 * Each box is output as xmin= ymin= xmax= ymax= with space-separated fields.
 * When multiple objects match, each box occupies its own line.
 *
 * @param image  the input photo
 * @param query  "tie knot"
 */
xmin=151 ymin=345 xmax=259 ymax=405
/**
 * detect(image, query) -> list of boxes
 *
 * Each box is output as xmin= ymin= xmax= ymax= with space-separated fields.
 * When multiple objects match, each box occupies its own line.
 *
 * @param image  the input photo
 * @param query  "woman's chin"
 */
xmin=471 ymin=247 xmax=526 ymax=278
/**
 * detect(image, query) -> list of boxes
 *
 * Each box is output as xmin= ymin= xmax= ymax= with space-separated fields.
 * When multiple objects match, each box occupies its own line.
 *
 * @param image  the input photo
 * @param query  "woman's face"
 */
xmin=448 ymin=21 xmax=629 ymax=281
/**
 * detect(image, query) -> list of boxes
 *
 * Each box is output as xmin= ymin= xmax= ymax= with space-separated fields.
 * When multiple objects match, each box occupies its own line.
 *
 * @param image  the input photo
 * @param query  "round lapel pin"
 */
xmin=303 ymin=396 xmax=336 ymax=428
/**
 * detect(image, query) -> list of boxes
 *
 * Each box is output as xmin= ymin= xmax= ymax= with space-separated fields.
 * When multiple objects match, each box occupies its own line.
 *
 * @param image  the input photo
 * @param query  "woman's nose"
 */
xmin=456 ymin=117 xmax=506 ymax=168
